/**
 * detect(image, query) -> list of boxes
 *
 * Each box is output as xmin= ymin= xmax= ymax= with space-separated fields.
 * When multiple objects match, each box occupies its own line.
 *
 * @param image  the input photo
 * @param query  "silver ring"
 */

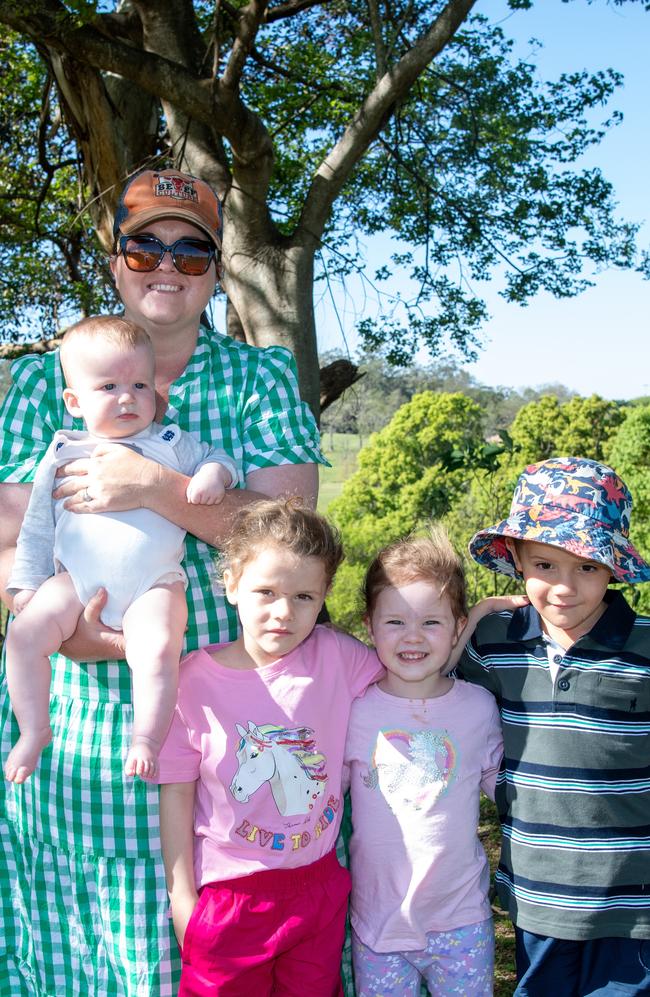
xmin=83 ymin=488 xmax=92 ymax=503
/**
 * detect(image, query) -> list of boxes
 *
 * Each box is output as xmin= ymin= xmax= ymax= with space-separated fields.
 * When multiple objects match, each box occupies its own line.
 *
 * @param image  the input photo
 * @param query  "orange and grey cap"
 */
xmin=113 ymin=169 xmax=223 ymax=248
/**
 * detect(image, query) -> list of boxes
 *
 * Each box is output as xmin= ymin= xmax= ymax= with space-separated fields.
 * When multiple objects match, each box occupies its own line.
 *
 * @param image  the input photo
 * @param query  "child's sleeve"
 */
xmin=334 ymin=629 xmax=384 ymax=698
xmin=479 ymin=696 xmax=504 ymax=802
xmin=7 ymin=444 xmax=58 ymax=595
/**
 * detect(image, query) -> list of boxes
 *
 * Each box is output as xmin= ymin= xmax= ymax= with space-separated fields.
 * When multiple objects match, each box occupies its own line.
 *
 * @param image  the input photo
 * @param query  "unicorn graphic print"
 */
xmin=362 ymin=727 xmax=457 ymax=814
xmin=230 ymin=721 xmax=329 ymax=816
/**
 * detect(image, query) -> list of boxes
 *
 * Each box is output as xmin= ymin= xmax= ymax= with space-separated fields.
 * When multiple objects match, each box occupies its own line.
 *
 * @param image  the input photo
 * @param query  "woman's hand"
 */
xmin=60 ymin=587 xmax=126 ymax=662
xmin=53 ymin=444 xmax=161 ymax=514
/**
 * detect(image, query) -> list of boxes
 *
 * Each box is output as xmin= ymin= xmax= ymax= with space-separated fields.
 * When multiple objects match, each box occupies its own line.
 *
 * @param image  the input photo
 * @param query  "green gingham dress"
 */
xmin=0 ymin=328 xmax=325 ymax=996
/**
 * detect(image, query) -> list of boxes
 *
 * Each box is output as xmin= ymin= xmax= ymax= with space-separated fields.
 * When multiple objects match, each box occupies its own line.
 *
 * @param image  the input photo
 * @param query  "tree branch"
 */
xmin=265 ymin=0 xmax=330 ymax=22
xmin=222 ymin=0 xmax=269 ymax=91
xmin=299 ymin=0 xmax=478 ymax=242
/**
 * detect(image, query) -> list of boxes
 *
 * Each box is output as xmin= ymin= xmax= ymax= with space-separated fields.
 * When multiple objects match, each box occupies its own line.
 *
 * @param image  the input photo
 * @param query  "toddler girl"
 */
xmin=157 ymin=499 xmax=383 ymax=996
xmin=344 ymin=526 xmax=505 ymax=997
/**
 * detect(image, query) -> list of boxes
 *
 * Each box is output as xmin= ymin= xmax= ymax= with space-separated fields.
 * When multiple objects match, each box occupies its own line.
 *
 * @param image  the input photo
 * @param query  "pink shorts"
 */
xmin=179 ymin=849 xmax=351 ymax=996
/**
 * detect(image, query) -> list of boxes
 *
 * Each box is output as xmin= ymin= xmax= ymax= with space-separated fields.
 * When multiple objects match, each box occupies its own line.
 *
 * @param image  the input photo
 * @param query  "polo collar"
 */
xmin=507 ymin=589 xmax=636 ymax=651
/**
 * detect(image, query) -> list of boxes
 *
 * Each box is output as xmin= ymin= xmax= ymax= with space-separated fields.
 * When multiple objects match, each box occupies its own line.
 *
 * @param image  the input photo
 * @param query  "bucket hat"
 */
xmin=469 ymin=456 xmax=650 ymax=583
xmin=113 ymin=169 xmax=223 ymax=248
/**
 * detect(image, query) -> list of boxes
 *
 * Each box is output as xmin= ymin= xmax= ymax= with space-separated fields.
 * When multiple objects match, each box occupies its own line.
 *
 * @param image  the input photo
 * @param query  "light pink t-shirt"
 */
xmin=344 ymin=679 xmax=503 ymax=951
xmin=159 ymin=625 xmax=382 ymax=887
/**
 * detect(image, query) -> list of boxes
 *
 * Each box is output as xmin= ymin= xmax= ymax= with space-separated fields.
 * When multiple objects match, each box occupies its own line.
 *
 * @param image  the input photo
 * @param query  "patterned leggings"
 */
xmin=352 ymin=918 xmax=494 ymax=996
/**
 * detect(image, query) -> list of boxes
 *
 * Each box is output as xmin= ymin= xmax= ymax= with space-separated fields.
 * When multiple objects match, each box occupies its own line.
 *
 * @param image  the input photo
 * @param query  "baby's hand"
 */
xmin=13 ymin=589 xmax=36 ymax=615
xmin=186 ymin=463 xmax=232 ymax=505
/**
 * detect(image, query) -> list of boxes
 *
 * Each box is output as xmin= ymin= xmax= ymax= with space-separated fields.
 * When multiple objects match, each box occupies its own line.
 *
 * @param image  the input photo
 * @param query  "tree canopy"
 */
xmin=0 ymin=0 xmax=647 ymax=414
xmin=326 ymin=390 xmax=647 ymax=629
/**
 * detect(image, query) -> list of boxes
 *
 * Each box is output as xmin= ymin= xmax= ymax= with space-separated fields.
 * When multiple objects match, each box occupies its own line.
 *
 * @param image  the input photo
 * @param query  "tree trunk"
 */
xmin=222 ymin=236 xmax=322 ymax=418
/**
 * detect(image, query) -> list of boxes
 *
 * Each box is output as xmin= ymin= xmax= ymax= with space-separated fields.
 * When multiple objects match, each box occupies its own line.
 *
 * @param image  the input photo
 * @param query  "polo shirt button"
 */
xmin=558 ymin=678 xmax=570 ymax=691
xmin=553 ymin=654 xmax=562 ymax=665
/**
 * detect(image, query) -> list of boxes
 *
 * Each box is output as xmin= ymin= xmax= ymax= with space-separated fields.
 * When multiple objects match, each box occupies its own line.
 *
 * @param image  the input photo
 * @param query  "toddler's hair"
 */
xmin=59 ymin=315 xmax=153 ymax=383
xmin=221 ymin=498 xmax=344 ymax=587
xmin=364 ymin=523 xmax=468 ymax=622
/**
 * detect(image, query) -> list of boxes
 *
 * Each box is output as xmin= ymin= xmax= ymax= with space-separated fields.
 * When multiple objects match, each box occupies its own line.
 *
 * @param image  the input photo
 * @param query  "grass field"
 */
xmin=318 ymin=431 xmax=363 ymax=511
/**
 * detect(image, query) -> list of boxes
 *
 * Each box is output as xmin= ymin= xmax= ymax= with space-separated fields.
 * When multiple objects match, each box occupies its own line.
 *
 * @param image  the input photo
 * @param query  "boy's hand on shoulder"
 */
xmin=447 ymin=593 xmax=529 ymax=672
xmin=476 ymin=594 xmax=529 ymax=616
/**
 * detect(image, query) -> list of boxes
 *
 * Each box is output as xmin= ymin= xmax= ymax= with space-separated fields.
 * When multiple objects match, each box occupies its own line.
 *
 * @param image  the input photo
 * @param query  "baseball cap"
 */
xmin=113 ymin=169 xmax=223 ymax=248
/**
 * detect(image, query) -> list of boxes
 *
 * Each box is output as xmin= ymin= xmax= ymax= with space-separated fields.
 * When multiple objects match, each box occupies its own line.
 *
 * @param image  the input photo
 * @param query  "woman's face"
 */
xmin=110 ymin=218 xmax=218 ymax=338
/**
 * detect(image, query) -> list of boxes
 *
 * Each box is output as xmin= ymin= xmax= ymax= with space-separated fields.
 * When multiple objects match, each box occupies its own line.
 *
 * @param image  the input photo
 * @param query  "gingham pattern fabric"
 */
xmin=0 ymin=327 xmax=325 ymax=996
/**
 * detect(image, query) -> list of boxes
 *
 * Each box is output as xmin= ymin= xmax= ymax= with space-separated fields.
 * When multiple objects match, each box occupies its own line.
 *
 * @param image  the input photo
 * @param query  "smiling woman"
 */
xmin=0 ymin=169 xmax=326 ymax=996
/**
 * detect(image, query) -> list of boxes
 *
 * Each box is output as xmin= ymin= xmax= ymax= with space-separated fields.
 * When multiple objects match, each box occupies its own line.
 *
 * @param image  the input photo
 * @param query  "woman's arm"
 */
xmin=53 ymin=446 xmax=319 ymax=545
xmin=160 ymin=780 xmax=199 ymax=949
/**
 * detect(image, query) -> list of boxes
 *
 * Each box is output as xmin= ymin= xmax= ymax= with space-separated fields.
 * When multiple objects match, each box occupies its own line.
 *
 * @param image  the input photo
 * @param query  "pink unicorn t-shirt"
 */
xmin=158 ymin=625 xmax=383 ymax=886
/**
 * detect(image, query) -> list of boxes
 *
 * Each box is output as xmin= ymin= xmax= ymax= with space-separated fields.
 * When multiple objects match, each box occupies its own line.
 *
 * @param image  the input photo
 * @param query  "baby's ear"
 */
xmin=62 ymin=387 xmax=82 ymax=419
xmin=363 ymin=614 xmax=374 ymax=642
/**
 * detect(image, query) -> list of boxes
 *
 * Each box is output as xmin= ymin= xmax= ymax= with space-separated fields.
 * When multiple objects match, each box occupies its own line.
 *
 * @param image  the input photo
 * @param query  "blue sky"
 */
xmin=314 ymin=0 xmax=650 ymax=399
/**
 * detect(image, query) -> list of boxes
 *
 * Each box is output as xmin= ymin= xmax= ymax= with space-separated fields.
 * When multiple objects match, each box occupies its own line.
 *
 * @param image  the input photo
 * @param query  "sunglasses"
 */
xmin=117 ymin=234 xmax=218 ymax=276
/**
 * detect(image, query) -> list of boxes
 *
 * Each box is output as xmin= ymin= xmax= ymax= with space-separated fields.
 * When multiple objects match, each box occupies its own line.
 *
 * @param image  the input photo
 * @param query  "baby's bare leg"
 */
xmin=5 ymin=573 xmax=84 ymax=783
xmin=122 ymin=581 xmax=188 ymax=779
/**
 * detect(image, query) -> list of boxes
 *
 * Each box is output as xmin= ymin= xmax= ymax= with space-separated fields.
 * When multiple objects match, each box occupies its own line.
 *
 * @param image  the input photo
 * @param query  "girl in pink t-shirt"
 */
xmin=158 ymin=499 xmax=382 ymax=996
xmin=344 ymin=526 xmax=509 ymax=997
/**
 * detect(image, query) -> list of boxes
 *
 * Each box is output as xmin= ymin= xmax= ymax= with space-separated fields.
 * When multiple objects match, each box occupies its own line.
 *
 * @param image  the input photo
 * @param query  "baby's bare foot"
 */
xmin=4 ymin=727 xmax=52 ymax=783
xmin=125 ymin=736 xmax=159 ymax=780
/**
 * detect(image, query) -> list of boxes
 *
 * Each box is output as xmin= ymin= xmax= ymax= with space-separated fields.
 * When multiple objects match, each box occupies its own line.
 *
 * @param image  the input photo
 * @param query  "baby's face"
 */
xmin=509 ymin=539 xmax=611 ymax=647
xmin=63 ymin=341 xmax=156 ymax=438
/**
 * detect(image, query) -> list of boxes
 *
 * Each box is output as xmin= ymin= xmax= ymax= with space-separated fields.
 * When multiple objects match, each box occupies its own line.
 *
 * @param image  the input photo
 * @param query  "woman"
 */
xmin=0 ymin=169 xmax=324 ymax=995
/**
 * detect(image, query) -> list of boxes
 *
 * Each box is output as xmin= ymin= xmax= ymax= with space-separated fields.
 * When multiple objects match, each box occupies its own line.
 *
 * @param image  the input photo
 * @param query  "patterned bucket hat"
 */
xmin=469 ymin=456 xmax=650 ymax=583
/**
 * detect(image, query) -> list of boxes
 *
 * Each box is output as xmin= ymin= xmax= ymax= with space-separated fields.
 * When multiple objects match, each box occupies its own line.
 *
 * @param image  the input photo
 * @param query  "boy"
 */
xmin=5 ymin=315 xmax=238 ymax=784
xmin=460 ymin=456 xmax=650 ymax=996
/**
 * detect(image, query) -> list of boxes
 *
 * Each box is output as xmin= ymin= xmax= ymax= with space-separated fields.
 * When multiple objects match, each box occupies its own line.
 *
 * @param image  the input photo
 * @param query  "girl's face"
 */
xmin=368 ymin=580 xmax=464 ymax=699
xmin=224 ymin=545 xmax=329 ymax=668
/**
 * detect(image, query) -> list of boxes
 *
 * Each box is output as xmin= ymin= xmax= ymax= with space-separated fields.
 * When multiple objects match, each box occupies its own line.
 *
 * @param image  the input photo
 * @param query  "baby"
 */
xmin=5 ymin=315 xmax=238 ymax=783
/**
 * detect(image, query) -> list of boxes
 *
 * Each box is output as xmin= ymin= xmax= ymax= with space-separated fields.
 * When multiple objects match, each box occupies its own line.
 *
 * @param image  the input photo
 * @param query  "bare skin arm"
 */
xmin=447 ymin=593 xmax=529 ymax=672
xmin=160 ymin=780 xmax=199 ymax=949
xmin=53 ymin=445 xmax=319 ymax=545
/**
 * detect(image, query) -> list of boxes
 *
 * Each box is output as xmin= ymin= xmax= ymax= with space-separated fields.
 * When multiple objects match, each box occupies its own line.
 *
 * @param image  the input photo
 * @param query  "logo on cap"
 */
xmin=154 ymin=175 xmax=199 ymax=203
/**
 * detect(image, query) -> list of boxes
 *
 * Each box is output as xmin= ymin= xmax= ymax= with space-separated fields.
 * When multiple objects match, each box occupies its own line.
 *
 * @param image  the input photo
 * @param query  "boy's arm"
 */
xmin=160 ymin=780 xmax=199 ymax=949
xmin=448 ymin=594 xmax=529 ymax=672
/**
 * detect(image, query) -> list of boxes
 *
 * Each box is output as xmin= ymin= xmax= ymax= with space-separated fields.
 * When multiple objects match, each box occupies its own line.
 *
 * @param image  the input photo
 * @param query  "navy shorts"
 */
xmin=514 ymin=928 xmax=650 ymax=996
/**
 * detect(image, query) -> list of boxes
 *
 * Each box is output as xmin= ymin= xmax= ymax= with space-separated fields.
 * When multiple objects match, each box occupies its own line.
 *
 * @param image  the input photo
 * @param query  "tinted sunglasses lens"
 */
xmin=173 ymin=241 xmax=213 ymax=275
xmin=122 ymin=237 xmax=162 ymax=271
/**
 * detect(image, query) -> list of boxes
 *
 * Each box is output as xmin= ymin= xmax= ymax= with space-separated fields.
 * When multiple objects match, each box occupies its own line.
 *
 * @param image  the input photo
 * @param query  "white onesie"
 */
xmin=8 ymin=424 xmax=239 ymax=629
